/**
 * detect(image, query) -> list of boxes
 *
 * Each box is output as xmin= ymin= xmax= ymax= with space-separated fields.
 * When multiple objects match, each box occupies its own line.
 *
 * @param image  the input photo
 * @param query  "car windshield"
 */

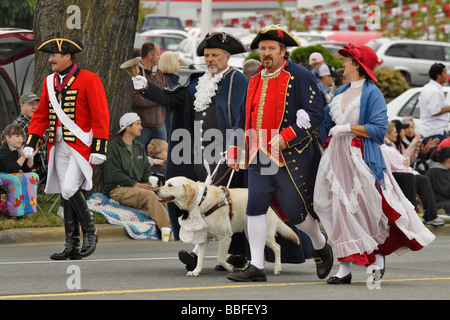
xmin=147 ymin=17 xmax=180 ymax=29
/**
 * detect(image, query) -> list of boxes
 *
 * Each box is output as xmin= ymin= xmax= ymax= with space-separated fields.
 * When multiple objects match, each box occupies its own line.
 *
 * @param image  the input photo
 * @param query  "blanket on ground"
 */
xmin=87 ymin=193 xmax=158 ymax=240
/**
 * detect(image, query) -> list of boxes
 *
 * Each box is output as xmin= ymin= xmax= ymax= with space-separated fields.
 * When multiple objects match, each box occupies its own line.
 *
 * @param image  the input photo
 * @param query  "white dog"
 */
xmin=155 ymin=176 xmax=300 ymax=277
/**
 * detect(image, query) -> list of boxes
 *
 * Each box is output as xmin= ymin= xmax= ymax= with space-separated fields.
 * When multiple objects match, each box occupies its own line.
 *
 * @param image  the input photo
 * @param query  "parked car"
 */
xmin=367 ymin=38 xmax=450 ymax=86
xmin=0 ymin=28 xmax=34 ymax=131
xmin=387 ymin=86 xmax=450 ymax=136
xmin=140 ymin=15 xmax=184 ymax=32
xmin=141 ymin=34 xmax=184 ymax=53
xmin=177 ymin=37 xmax=247 ymax=70
xmin=140 ymin=28 xmax=190 ymax=40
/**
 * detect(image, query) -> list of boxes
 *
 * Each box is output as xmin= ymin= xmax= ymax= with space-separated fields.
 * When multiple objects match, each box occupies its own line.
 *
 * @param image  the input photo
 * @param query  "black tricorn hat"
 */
xmin=37 ymin=37 xmax=84 ymax=54
xmin=249 ymin=26 xmax=300 ymax=50
xmin=197 ymin=32 xmax=247 ymax=56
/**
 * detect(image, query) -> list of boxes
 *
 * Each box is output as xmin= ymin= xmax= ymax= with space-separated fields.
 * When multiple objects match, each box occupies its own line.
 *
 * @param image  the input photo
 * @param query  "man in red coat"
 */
xmin=24 ymin=37 xmax=109 ymax=260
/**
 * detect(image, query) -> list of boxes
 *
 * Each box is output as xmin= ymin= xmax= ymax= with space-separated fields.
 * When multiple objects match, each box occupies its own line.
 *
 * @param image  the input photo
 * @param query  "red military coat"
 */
xmin=26 ymin=67 xmax=109 ymax=193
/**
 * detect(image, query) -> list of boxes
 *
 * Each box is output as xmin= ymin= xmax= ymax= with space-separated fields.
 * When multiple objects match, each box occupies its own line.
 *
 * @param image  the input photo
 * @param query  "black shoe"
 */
xmin=311 ymin=243 xmax=334 ymax=279
xmin=226 ymin=264 xmax=267 ymax=282
xmin=327 ymin=273 xmax=352 ymax=284
xmin=50 ymin=241 xmax=82 ymax=260
xmin=215 ymin=254 xmax=248 ymax=271
xmin=178 ymin=250 xmax=198 ymax=271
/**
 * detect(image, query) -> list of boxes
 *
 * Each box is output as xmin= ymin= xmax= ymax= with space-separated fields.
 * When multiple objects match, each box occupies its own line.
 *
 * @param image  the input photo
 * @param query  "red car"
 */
xmin=0 ymin=28 xmax=34 ymax=131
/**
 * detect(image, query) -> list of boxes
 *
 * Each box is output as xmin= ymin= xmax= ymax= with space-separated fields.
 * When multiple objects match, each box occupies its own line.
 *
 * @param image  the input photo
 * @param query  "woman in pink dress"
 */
xmin=314 ymin=44 xmax=435 ymax=284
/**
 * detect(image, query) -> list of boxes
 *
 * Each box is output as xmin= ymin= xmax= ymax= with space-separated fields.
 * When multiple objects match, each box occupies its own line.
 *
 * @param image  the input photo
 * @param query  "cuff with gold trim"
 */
xmin=280 ymin=126 xmax=296 ymax=144
xmin=91 ymin=138 xmax=108 ymax=155
xmin=25 ymin=133 xmax=42 ymax=150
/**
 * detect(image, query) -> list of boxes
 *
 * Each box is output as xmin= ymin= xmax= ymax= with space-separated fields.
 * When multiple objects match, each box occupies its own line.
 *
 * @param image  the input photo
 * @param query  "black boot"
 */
xmin=50 ymin=199 xmax=82 ymax=260
xmin=69 ymin=190 xmax=98 ymax=258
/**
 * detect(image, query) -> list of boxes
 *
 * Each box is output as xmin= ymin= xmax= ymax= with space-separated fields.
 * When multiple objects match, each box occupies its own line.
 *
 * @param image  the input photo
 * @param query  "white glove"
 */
xmin=132 ymin=75 xmax=148 ymax=91
xmin=89 ymin=153 xmax=106 ymax=165
xmin=329 ymin=124 xmax=351 ymax=137
xmin=296 ymin=109 xmax=311 ymax=129
xmin=23 ymin=147 xmax=35 ymax=159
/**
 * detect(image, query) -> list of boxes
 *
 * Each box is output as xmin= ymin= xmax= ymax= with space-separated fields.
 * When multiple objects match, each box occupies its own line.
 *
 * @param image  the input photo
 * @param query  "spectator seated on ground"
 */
xmin=382 ymin=121 xmax=444 ymax=226
xmin=426 ymin=146 xmax=450 ymax=214
xmin=147 ymin=138 xmax=167 ymax=186
xmin=0 ymin=124 xmax=39 ymax=218
xmin=102 ymin=113 xmax=172 ymax=232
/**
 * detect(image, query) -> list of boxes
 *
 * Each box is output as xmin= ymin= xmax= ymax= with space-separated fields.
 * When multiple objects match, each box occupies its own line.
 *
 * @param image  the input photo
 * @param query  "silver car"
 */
xmin=367 ymin=38 xmax=450 ymax=87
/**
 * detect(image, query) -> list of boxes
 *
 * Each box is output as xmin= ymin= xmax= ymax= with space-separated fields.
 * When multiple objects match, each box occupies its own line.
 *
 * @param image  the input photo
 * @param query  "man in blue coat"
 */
xmin=132 ymin=32 xmax=249 ymax=271
xmin=227 ymin=26 xmax=333 ymax=282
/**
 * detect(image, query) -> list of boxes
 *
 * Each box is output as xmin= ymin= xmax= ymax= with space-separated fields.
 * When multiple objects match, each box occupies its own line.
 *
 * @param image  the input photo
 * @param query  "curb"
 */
xmin=0 ymin=224 xmax=129 ymax=245
xmin=0 ymin=224 xmax=449 ymax=245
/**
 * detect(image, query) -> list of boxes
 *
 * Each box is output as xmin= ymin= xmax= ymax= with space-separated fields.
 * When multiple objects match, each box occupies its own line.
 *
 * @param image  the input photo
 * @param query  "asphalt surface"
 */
xmin=1 ymin=223 xmax=449 ymax=308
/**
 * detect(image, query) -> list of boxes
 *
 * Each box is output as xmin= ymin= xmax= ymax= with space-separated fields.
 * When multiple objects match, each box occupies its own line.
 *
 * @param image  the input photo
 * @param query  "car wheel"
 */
xmin=400 ymin=71 xmax=411 ymax=86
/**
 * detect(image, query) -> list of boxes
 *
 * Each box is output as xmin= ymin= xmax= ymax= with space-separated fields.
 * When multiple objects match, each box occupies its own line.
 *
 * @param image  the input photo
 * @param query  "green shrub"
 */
xmin=290 ymin=45 xmax=344 ymax=70
xmin=374 ymin=67 xmax=410 ymax=98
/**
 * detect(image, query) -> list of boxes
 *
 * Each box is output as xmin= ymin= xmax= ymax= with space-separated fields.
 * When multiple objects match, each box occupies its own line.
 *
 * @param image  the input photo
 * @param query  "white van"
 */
xmin=367 ymin=38 xmax=450 ymax=86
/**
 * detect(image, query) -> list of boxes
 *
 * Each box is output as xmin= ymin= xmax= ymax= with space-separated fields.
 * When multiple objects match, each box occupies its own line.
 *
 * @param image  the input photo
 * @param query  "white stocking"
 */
xmin=335 ymin=261 xmax=351 ymax=278
xmin=247 ymin=215 xmax=268 ymax=269
xmin=295 ymin=217 xmax=326 ymax=250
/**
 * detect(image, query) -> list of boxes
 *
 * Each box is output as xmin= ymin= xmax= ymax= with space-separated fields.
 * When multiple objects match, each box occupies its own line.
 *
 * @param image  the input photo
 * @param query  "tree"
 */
xmin=32 ymin=0 xmax=140 ymax=135
xmin=32 ymin=0 xmax=140 ymax=191
xmin=0 ymin=0 xmax=36 ymax=29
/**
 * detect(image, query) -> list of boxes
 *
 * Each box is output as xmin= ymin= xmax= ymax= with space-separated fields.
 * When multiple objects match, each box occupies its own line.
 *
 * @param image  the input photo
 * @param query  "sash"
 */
xmin=46 ymin=73 xmax=93 ymax=147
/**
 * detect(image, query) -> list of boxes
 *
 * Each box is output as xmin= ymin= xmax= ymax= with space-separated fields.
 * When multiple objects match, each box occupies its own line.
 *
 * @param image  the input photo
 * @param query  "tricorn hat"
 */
xmin=196 ymin=32 xmax=246 ymax=56
xmin=249 ymin=25 xmax=300 ymax=50
xmin=37 ymin=37 xmax=84 ymax=54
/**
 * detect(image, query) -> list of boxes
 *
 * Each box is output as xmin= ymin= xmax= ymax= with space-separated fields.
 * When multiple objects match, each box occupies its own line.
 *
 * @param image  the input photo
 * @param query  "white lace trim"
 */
xmin=193 ymin=68 xmax=229 ymax=112
xmin=329 ymin=93 xmax=361 ymax=125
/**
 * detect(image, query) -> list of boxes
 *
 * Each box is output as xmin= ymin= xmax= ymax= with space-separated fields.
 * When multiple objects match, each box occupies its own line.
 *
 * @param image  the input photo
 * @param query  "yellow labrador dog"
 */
xmin=155 ymin=176 xmax=300 ymax=277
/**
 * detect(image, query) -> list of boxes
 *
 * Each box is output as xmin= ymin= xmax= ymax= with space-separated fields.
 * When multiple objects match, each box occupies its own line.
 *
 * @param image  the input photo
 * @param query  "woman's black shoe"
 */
xmin=327 ymin=273 xmax=352 ymax=284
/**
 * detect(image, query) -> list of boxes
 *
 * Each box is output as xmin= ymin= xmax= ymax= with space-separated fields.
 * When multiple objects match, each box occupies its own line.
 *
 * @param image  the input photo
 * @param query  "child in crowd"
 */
xmin=147 ymin=139 xmax=168 ymax=186
xmin=0 ymin=124 xmax=39 ymax=218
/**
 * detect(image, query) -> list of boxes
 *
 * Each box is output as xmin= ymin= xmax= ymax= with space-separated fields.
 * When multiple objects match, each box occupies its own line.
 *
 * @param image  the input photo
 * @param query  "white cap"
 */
xmin=117 ymin=112 xmax=140 ymax=134
xmin=318 ymin=64 xmax=330 ymax=77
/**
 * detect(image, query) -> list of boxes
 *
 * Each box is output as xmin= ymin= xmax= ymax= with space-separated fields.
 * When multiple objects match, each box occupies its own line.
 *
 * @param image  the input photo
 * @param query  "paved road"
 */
xmin=1 ymin=235 xmax=449 ymax=307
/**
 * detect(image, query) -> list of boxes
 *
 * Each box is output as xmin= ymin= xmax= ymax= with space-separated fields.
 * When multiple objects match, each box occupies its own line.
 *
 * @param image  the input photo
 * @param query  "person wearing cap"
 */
xmin=102 ymin=113 xmax=171 ymax=231
xmin=418 ymin=63 xmax=450 ymax=160
xmin=315 ymin=43 xmax=435 ymax=284
xmin=132 ymin=32 xmax=250 ymax=272
xmin=227 ymin=25 xmax=332 ymax=282
xmin=13 ymin=92 xmax=48 ymax=177
xmin=317 ymin=64 xmax=335 ymax=105
xmin=23 ymin=37 xmax=110 ymax=260
xmin=309 ymin=52 xmax=324 ymax=83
